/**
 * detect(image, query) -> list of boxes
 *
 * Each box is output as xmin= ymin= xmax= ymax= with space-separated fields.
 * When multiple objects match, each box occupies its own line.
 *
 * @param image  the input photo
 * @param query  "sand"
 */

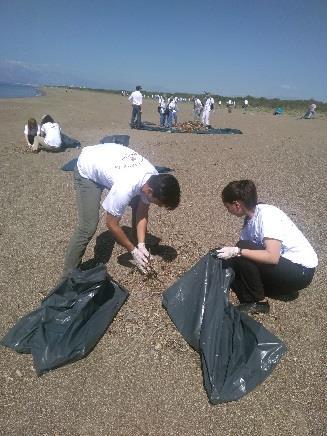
xmin=0 ymin=88 xmax=326 ymax=435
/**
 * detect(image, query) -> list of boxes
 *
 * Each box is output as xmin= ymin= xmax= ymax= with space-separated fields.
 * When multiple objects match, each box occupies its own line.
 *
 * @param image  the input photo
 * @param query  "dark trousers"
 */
xmin=131 ymin=105 xmax=141 ymax=128
xmin=227 ymin=241 xmax=315 ymax=303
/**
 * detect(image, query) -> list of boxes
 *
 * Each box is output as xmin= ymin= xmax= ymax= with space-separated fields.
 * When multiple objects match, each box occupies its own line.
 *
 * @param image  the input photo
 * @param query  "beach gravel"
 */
xmin=0 ymin=88 xmax=326 ymax=435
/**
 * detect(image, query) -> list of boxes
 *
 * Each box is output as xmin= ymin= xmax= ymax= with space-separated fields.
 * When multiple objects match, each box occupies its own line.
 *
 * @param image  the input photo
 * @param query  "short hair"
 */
xmin=147 ymin=174 xmax=180 ymax=210
xmin=221 ymin=180 xmax=257 ymax=209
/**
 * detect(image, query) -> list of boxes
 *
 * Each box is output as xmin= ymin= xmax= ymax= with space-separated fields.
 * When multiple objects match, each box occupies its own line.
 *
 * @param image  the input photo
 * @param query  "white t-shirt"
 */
xmin=204 ymin=97 xmax=214 ymax=111
xmin=128 ymin=90 xmax=143 ymax=105
xmin=168 ymin=100 xmax=176 ymax=110
xmin=194 ymin=98 xmax=203 ymax=109
xmin=40 ymin=122 xmax=62 ymax=147
xmin=244 ymin=99 xmax=249 ymax=105
xmin=24 ymin=124 xmax=40 ymax=136
xmin=240 ymin=204 xmax=318 ymax=268
xmin=77 ymin=143 xmax=158 ymax=217
xmin=158 ymin=96 xmax=167 ymax=112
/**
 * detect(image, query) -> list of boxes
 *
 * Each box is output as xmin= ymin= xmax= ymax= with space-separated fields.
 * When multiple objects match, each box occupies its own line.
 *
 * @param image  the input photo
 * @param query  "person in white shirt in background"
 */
xmin=201 ymin=94 xmax=214 ymax=128
xmin=167 ymin=96 xmax=177 ymax=129
xmin=227 ymin=99 xmax=233 ymax=113
xmin=128 ymin=85 xmax=143 ymax=128
xmin=63 ymin=143 xmax=181 ymax=276
xmin=172 ymin=97 xmax=179 ymax=125
xmin=216 ymin=180 xmax=318 ymax=314
xmin=242 ymin=98 xmax=249 ymax=113
xmin=193 ymin=96 xmax=203 ymax=121
xmin=32 ymin=114 xmax=62 ymax=152
xmin=157 ymin=95 xmax=168 ymax=127
xmin=24 ymin=118 xmax=40 ymax=150
xmin=218 ymin=100 xmax=222 ymax=108
xmin=304 ymin=102 xmax=317 ymax=119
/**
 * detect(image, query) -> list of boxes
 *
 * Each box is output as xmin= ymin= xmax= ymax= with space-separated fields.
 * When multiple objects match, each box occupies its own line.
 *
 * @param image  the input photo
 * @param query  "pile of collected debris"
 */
xmin=174 ymin=120 xmax=206 ymax=132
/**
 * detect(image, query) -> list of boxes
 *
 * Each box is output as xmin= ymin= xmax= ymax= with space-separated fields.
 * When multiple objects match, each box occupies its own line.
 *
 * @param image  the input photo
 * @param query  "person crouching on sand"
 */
xmin=215 ymin=180 xmax=318 ymax=314
xmin=31 ymin=114 xmax=62 ymax=152
xmin=24 ymin=118 xmax=40 ymax=150
xmin=63 ymin=142 xmax=181 ymax=276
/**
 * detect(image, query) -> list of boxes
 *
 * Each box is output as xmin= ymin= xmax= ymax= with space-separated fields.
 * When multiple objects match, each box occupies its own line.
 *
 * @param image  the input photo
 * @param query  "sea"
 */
xmin=0 ymin=83 xmax=41 ymax=99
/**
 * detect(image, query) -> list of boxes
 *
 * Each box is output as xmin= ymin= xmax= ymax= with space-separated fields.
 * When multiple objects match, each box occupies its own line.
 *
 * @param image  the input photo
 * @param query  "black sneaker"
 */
xmin=236 ymin=301 xmax=270 ymax=314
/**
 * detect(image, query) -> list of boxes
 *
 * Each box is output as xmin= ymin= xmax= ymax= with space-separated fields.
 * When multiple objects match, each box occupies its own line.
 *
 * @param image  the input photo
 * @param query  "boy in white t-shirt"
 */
xmin=128 ymin=85 xmax=143 ymax=128
xmin=216 ymin=180 xmax=317 ymax=314
xmin=201 ymin=95 xmax=214 ymax=128
xmin=63 ymin=143 xmax=180 ymax=276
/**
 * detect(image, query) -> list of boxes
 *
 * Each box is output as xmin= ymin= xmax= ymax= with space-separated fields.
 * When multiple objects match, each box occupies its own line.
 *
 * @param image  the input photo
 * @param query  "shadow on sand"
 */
xmin=81 ymin=225 xmax=177 ymax=271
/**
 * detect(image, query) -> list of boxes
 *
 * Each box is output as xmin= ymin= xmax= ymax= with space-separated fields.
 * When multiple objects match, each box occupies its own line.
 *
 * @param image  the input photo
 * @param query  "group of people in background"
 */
xmin=127 ymin=86 xmax=254 ymax=130
xmin=24 ymin=115 xmax=80 ymax=153
xmin=127 ymin=86 xmax=319 ymax=130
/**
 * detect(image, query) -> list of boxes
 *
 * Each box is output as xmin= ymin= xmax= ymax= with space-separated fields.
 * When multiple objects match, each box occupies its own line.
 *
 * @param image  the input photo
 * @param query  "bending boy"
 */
xmin=63 ymin=143 xmax=180 ymax=275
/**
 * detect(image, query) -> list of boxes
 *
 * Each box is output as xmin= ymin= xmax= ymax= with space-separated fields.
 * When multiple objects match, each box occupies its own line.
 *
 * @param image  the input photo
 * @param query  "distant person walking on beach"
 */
xmin=24 ymin=118 xmax=40 ymax=150
xmin=31 ymin=115 xmax=62 ymax=152
xmin=216 ymin=180 xmax=318 ymax=314
xmin=192 ymin=97 xmax=203 ymax=121
xmin=157 ymin=95 xmax=168 ymax=127
xmin=167 ymin=96 xmax=177 ymax=128
xmin=201 ymin=94 xmax=214 ymax=128
xmin=63 ymin=143 xmax=181 ymax=276
xmin=128 ymin=85 xmax=143 ymax=128
xmin=242 ymin=99 xmax=249 ymax=113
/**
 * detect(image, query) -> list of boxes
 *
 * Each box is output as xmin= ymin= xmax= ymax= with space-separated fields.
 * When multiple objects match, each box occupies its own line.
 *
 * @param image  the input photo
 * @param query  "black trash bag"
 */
xmin=1 ymin=264 xmax=128 ymax=375
xmin=99 ymin=135 xmax=130 ymax=146
xmin=162 ymin=253 xmax=286 ymax=404
xmin=60 ymin=133 xmax=81 ymax=149
xmin=61 ymin=158 xmax=78 ymax=171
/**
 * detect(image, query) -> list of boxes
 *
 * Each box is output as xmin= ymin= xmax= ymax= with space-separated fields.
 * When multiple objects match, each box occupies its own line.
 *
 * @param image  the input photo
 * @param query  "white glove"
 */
xmin=216 ymin=246 xmax=240 ymax=260
xmin=137 ymin=242 xmax=150 ymax=259
xmin=131 ymin=247 xmax=150 ymax=274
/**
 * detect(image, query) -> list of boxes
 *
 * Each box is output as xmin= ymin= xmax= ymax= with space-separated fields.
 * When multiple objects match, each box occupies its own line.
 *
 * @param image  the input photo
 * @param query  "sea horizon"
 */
xmin=0 ymin=83 xmax=42 ymax=99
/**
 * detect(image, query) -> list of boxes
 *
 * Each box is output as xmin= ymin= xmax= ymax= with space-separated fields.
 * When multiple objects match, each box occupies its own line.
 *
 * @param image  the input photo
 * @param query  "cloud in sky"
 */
xmin=281 ymin=84 xmax=293 ymax=90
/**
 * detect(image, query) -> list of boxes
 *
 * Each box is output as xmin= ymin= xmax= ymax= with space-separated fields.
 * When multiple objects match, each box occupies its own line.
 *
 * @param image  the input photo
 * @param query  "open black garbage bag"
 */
xmin=162 ymin=253 xmax=286 ymax=403
xmin=1 ymin=264 xmax=128 ymax=375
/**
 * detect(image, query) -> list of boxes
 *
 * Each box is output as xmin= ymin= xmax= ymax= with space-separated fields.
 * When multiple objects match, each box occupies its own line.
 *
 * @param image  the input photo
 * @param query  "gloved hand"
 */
xmin=137 ymin=242 xmax=150 ymax=259
xmin=131 ymin=247 xmax=150 ymax=274
xmin=216 ymin=246 xmax=240 ymax=260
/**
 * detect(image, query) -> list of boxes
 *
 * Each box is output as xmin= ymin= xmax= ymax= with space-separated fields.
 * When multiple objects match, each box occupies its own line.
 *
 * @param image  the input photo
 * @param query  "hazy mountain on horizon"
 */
xmin=0 ymin=59 xmax=135 ymax=90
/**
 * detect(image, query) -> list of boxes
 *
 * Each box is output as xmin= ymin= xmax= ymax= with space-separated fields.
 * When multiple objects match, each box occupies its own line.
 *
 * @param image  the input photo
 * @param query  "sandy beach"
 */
xmin=0 ymin=88 xmax=326 ymax=435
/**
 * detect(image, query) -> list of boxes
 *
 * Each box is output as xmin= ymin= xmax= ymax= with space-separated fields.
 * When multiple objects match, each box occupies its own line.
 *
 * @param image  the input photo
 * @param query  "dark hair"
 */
xmin=41 ymin=114 xmax=54 ymax=125
xmin=221 ymin=180 xmax=257 ymax=209
xmin=27 ymin=118 xmax=37 ymax=130
xmin=147 ymin=174 xmax=180 ymax=210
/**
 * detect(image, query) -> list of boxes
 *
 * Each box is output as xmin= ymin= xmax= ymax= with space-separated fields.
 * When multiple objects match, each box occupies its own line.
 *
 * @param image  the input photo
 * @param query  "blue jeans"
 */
xmin=167 ymin=110 xmax=174 ymax=128
xmin=160 ymin=111 xmax=168 ymax=127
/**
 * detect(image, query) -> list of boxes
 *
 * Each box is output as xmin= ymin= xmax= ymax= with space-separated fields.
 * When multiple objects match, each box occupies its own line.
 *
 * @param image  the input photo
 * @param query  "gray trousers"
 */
xmin=63 ymin=166 xmax=103 ymax=274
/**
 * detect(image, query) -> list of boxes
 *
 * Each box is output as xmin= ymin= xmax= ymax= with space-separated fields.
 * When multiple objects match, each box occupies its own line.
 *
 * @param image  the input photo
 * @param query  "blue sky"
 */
xmin=1 ymin=0 xmax=326 ymax=100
